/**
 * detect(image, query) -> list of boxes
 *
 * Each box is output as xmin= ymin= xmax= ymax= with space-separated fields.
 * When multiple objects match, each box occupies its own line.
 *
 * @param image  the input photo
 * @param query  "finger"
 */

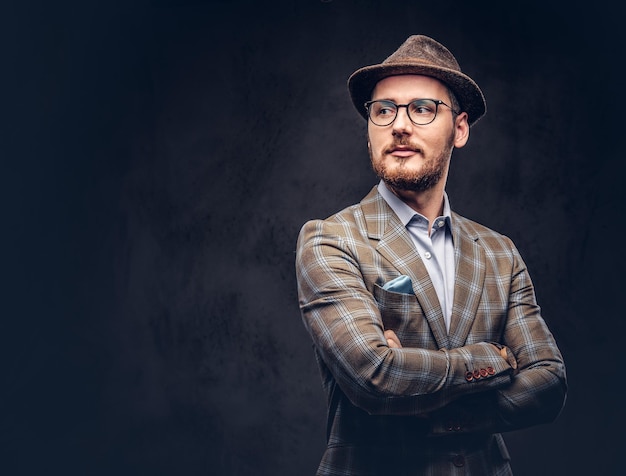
xmin=387 ymin=338 xmax=400 ymax=348
xmin=384 ymin=330 xmax=402 ymax=348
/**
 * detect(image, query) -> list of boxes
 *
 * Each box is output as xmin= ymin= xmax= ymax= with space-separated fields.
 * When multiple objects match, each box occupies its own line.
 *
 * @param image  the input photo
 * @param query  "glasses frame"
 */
xmin=364 ymin=98 xmax=458 ymax=126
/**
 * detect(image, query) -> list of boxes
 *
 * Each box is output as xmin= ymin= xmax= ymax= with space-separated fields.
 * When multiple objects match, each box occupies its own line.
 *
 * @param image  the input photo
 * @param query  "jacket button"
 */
xmin=480 ymin=368 xmax=488 ymax=377
xmin=487 ymin=366 xmax=495 ymax=375
xmin=465 ymin=371 xmax=474 ymax=381
xmin=473 ymin=369 xmax=481 ymax=379
xmin=452 ymin=455 xmax=465 ymax=467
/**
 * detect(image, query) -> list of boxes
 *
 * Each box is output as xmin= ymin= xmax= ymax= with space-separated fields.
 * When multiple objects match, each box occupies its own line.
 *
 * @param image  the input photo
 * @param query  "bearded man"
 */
xmin=295 ymin=35 xmax=567 ymax=475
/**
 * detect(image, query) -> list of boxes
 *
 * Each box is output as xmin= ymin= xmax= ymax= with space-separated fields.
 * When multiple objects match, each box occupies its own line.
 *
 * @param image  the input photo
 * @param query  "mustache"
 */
xmin=384 ymin=138 xmax=422 ymax=154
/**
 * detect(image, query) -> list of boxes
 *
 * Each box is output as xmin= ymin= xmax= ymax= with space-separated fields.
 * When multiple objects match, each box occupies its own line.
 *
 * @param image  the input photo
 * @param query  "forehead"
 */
xmin=371 ymin=75 xmax=448 ymax=101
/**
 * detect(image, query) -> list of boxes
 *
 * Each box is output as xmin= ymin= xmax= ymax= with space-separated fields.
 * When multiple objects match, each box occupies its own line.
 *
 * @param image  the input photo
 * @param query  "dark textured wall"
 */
xmin=4 ymin=1 xmax=624 ymax=474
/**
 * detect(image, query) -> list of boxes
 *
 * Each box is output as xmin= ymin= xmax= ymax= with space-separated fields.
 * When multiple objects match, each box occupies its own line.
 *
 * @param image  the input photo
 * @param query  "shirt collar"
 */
xmin=377 ymin=179 xmax=452 ymax=228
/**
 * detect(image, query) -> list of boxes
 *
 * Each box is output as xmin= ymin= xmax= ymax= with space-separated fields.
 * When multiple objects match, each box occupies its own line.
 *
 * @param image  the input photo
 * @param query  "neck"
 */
xmin=389 ymin=184 xmax=446 ymax=228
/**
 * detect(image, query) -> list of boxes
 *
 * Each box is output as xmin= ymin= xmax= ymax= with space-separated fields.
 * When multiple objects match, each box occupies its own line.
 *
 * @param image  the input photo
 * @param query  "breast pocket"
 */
xmin=373 ymin=284 xmax=436 ymax=349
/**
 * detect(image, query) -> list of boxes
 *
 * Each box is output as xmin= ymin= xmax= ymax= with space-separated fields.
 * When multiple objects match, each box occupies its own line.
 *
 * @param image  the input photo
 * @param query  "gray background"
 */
xmin=3 ymin=0 xmax=623 ymax=474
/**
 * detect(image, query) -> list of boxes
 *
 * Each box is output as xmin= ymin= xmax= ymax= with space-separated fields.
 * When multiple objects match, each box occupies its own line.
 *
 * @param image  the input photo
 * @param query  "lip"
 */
xmin=388 ymin=146 xmax=419 ymax=158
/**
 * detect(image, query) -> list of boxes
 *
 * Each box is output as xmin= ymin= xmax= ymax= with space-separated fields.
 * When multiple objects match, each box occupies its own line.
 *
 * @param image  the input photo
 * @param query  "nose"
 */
xmin=392 ymin=105 xmax=412 ymax=135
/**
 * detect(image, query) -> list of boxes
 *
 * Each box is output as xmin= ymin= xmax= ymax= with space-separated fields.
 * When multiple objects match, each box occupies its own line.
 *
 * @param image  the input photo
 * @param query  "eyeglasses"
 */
xmin=364 ymin=98 xmax=458 ymax=126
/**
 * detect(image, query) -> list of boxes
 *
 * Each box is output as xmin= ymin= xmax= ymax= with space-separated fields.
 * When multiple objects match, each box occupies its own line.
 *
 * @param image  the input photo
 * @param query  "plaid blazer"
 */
xmin=296 ymin=186 xmax=567 ymax=476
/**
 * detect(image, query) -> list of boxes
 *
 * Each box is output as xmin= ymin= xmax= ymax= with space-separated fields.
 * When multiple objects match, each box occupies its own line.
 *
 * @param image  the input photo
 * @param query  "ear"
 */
xmin=453 ymin=112 xmax=470 ymax=149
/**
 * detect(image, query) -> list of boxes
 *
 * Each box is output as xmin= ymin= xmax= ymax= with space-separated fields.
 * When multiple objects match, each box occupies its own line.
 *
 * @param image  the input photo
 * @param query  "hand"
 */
xmin=384 ymin=329 xmax=403 ymax=349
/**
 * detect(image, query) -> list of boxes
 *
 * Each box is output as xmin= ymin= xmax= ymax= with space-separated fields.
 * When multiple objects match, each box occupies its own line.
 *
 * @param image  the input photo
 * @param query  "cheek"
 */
xmin=368 ymin=130 xmax=386 ymax=153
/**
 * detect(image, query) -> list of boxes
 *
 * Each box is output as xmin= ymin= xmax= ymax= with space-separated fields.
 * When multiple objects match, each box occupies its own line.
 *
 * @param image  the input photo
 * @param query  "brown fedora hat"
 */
xmin=348 ymin=35 xmax=486 ymax=126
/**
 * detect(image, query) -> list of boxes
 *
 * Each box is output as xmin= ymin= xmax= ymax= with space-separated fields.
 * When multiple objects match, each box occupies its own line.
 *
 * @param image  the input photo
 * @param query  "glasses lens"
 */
xmin=368 ymin=100 xmax=397 ymax=126
xmin=408 ymin=99 xmax=437 ymax=125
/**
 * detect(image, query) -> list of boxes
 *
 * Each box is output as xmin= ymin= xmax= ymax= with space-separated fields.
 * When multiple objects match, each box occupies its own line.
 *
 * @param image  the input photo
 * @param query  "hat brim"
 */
xmin=348 ymin=63 xmax=486 ymax=126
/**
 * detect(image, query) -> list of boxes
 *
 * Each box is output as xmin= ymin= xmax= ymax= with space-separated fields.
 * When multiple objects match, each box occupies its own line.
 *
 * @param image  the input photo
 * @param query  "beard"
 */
xmin=370 ymin=133 xmax=455 ymax=192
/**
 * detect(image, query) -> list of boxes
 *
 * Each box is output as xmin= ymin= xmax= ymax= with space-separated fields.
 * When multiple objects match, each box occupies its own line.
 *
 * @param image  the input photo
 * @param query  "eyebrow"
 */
xmin=371 ymin=98 xmax=443 ymax=103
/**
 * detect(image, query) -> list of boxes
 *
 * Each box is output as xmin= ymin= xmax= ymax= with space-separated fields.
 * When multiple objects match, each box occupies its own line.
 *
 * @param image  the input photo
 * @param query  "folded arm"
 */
xmin=297 ymin=218 xmax=566 ymax=429
xmin=296 ymin=220 xmax=518 ymax=416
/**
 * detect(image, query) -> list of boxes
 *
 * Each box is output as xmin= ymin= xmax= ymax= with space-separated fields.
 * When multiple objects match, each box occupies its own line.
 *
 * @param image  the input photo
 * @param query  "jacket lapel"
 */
xmin=361 ymin=187 xmax=449 ymax=349
xmin=448 ymin=213 xmax=486 ymax=348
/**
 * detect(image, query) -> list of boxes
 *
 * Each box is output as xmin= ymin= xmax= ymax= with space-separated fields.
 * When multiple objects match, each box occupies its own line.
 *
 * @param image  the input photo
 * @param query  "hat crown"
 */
xmin=384 ymin=35 xmax=461 ymax=72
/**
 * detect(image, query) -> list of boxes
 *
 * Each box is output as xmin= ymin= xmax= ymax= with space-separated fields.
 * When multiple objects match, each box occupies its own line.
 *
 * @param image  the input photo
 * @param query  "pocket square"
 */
xmin=382 ymin=275 xmax=414 ymax=294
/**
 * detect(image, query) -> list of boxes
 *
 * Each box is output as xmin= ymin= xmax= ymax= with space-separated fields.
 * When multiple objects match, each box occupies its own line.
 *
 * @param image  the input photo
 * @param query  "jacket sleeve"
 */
xmin=296 ymin=219 xmax=519 ymax=416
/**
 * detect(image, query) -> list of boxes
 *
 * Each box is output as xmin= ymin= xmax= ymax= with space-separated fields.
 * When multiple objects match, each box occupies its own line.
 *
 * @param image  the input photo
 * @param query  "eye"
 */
xmin=409 ymin=99 xmax=436 ymax=116
xmin=372 ymin=100 xmax=397 ymax=117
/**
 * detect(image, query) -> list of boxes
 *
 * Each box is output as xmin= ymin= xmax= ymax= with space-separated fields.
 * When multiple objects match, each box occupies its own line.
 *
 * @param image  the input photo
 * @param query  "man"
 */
xmin=295 ymin=35 xmax=567 ymax=475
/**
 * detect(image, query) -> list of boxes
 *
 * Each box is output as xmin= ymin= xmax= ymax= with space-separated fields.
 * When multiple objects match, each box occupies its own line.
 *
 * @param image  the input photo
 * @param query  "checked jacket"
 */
xmin=295 ymin=185 xmax=567 ymax=476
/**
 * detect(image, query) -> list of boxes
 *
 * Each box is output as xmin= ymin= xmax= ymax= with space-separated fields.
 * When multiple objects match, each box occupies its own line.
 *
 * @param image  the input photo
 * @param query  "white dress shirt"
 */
xmin=378 ymin=180 xmax=456 ymax=332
